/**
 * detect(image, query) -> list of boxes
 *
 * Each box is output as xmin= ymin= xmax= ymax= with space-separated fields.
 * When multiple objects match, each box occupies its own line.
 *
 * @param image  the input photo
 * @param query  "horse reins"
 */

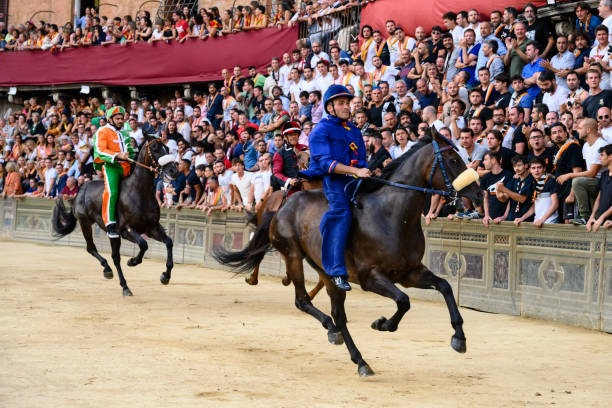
xmin=121 ymin=140 xmax=161 ymax=173
xmin=346 ymin=137 xmax=460 ymax=207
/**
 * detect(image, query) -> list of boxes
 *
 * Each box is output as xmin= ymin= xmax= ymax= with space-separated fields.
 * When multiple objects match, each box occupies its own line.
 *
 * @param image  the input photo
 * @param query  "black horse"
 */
xmin=52 ymin=134 xmax=179 ymax=296
xmin=214 ymin=133 xmax=482 ymax=376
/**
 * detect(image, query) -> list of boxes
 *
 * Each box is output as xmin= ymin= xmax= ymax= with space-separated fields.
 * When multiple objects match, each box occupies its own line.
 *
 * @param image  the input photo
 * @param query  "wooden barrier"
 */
xmin=1 ymin=197 xmax=611 ymax=333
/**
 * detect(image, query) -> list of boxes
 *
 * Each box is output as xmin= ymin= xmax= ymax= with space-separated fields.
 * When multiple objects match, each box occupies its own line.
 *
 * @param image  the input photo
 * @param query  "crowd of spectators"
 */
xmin=0 ymin=0 xmax=366 ymax=52
xmin=2 ymin=1 xmax=612 ymax=230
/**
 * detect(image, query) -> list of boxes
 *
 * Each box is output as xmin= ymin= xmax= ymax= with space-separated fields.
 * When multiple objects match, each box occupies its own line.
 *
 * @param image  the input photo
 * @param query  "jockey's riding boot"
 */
xmin=332 ymin=276 xmax=352 ymax=291
xmin=106 ymin=223 xmax=119 ymax=239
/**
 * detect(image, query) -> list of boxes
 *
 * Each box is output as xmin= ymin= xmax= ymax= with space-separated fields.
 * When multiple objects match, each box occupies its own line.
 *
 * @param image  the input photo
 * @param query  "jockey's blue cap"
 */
xmin=323 ymin=84 xmax=353 ymax=109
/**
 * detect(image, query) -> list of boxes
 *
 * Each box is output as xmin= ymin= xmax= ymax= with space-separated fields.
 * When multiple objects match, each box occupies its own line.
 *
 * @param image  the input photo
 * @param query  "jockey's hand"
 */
xmin=116 ymin=152 xmax=129 ymax=161
xmin=354 ymin=168 xmax=372 ymax=178
xmin=289 ymin=178 xmax=299 ymax=186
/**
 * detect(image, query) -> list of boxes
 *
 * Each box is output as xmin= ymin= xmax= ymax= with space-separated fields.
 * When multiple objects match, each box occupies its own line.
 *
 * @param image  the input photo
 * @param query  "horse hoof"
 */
xmin=160 ymin=273 xmax=170 ymax=285
xmin=281 ymin=276 xmax=291 ymax=286
xmin=127 ymin=258 xmax=139 ymax=267
xmin=358 ymin=364 xmax=375 ymax=377
xmin=451 ymin=335 xmax=467 ymax=353
xmin=327 ymin=331 xmax=344 ymax=345
xmin=123 ymin=288 xmax=133 ymax=296
xmin=103 ymin=268 xmax=113 ymax=279
xmin=371 ymin=317 xmax=388 ymax=331
xmin=245 ymin=276 xmax=258 ymax=285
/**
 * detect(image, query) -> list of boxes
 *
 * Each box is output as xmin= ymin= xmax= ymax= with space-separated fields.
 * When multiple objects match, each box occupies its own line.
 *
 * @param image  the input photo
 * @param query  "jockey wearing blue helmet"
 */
xmin=301 ymin=84 xmax=371 ymax=291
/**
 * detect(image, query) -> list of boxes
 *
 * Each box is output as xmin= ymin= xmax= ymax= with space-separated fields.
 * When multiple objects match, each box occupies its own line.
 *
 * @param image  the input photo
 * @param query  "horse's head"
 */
xmin=141 ymin=133 xmax=180 ymax=180
xmin=297 ymin=150 xmax=311 ymax=170
xmin=418 ymin=130 xmax=482 ymax=208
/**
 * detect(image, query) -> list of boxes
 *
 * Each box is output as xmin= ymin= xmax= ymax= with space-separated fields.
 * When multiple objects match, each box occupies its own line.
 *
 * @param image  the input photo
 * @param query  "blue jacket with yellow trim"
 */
xmin=300 ymin=116 xmax=367 ymax=180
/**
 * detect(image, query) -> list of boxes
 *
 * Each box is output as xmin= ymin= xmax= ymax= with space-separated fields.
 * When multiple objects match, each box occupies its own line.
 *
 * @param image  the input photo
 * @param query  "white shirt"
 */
xmin=251 ymin=169 xmax=271 ymax=202
xmin=390 ymin=142 xmax=416 ymax=159
xmin=603 ymin=15 xmax=612 ymax=45
xmin=550 ymin=51 xmax=575 ymax=90
xmin=601 ymin=125 xmax=612 ymax=143
xmin=452 ymin=25 xmax=464 ymax=46
xmin=231 ymin=171 xmax=253 ymax=205
xmin=589 ymin=46 xmax=612 ymax=90
xmin=429 ymin=120 xmax=445 ymax=131
xmin=317 ymin=73 xmax=335 ymax=95
xmin=302 ymin=78 xmax=321 ymax=94
xmin=44 ymin=168 xmax=58 ymax=194
xmin=458 ymin=143 xmax=488 ymax=165
xmin=218 ymin=170 xmax=234 ymax=205
xmin=310 ymin=52 xmax=331 ymax=72
xmin=177 ymin=121 xmax=192 ymax=143
xmin=130 ymin=107 xmax=144 ymax=123
xmin=194 ymin=153 xmax=209 ymax=168
xmin=541 ymin=86 xmax=570 ymax=114
xmin=129 ymin=128 xmax=144 ymax=146
xmin=501 ymin=126 xmax=515 ymax=150
xmin=163 ymin=139 xmax=178 ymax=155
xmin=279 ymin=64 xmax=293 ymax=94
xmin=289 ymin=80 xmax=304 ymax=102
xmin=583 ymin=137 xmax=608 ymax=178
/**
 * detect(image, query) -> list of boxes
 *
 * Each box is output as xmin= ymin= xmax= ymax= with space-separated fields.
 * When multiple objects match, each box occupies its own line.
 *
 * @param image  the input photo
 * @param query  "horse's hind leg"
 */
xmin=328 ymin=286 xmax=374 ymax=376
xmin=412 ymin=265 xmax=466 ymax=353
xmin=122 ymin=227 xmax=148 ymax=267
xmin=308 ymin=279 xmax=324 ymax=300
xmin=245 ymin=264 xmax=259 ymax=285
xmin=285 ymin=254 xmax=343 ymax=345
xmin=148 ymin=223 xmax=173 ymax=285
xmin=109 ymin=237 xmax=132 ymax=296
xmin=362 ymin=271 xmax=411 ymax=332
xmin=80 ymin=220 xmax=113 ymax=279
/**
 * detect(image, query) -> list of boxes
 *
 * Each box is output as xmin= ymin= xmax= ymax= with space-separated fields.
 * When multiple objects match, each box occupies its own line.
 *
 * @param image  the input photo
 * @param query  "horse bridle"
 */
xmin=128 ymin=139 xmax=175 ymax=175
xmin=346 ymin=136 xmax=461 ymax=207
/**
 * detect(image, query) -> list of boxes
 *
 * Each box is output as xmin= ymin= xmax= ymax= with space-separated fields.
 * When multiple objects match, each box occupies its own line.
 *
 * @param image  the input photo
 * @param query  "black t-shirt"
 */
xmin=507 ymin=174 xmax=535 ymax=221
xmin=495 ymin=92 xmax=512 ymax=110
xmin=478 ymin=147 xmax=516 ymax=172
xmin=481 ymin=169 xmax=514 ymax=219
xmin=367 ymin=146 xmax=392 ymax=171
xmin=186 ymin=169 xmax=202 ymax=201
xmin=465 ymin=106 xmax=492 ymax=124
xmin=511 ymin=124 xmax=527 ymax=152
xmin=597 ymin=170 xmax=612 ymax=220
xmin=525 ymin=18 xmax=555 ymax=56
xmin=528 ymin=147 xmax=555 ymax=173
xmin=553 ymin=141 xmax=584 ymax=199
xmin=366 ymin=102 xmax=395 ymax=128
xmin=583 ymin=90 xmax=612 ymax=119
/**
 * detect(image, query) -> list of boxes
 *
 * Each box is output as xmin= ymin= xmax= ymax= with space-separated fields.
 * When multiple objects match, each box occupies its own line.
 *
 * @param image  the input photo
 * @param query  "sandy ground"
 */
xmin=1 ymin=241 xmax=611 ymax=408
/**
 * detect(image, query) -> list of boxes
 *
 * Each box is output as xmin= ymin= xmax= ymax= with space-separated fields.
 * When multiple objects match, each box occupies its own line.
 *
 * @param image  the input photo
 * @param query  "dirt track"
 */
xmin=1 ymin=240 xmax=611 ymax=407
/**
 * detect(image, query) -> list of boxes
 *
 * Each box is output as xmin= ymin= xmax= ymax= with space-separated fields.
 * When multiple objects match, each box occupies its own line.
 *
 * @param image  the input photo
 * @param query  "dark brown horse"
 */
xmin=52 ymin=134 xmax=179 ymax=296
xmin=214 ymin=133 xmax=482 ymax=376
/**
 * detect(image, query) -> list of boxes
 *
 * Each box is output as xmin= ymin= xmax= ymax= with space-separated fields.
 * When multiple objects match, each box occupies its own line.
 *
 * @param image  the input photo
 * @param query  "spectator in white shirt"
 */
xmin=278 ymin=53 xmax=293 ymax=94
xmin=128 ymin=117 xmax=144 ymax=147
xmin=249 ymin=153 xmax=273 ymax=211
xmin=597 ymin=106 xmax=612 ymax=143
xmin=315 ymin=60 xmax=335 ymax=95
xmin=309 ymin=41 xmax=330 ymax=73
xmin=175 ymin=110 xmax=192 ymax=143
xmin=301 ymin=66 xmax=321 ymax=94
xmin=538 ymin=70 xmax=570 ymax=114
xmin=229 ymin=158 xmax=252 ymax=211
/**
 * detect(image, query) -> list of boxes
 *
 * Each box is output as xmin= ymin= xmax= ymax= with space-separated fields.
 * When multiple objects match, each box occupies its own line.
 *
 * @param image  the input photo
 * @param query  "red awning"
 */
xmin=360 ymin=0 xmax=547 ymax=36
xmin=0 ymin=26 xmax=298 ymax=87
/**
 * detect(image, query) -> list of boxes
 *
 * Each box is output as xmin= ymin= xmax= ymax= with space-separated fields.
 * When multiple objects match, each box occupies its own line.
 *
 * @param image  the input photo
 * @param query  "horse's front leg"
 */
xmin=148 ymin=223 xmax=173 ymax=285
xmin=109 ymin=236 xmax=133 ymax=296
xmin=122 ymin=226 xmax=148 ymax=267
xmin=361 ymin=270 xmax=411 ymax=332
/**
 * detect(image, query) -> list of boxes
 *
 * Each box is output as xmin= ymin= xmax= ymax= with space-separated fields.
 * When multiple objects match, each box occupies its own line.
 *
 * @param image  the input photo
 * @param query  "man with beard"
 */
xmin=563 ymin=71 xmax=588 ymax=111
xmin=372 ymin=55 xmax=399 ymax=89
xmin=481 ymin=150 xmax=513 ymax=226
xmin=441 ymin=82 xmax=468 ymax=122
xmin=538 ymin=70 xmax=570 ymax=114
xmin=523 ymin=3 xmax=555 ymax=59
xmin=507 ymin=106 xmax=528 ymax=154
xmin=495 ymin=7 xmax=518 ymax=43
xmin=476 ymin=21 xmax=507 ymax=72
xmin=465 ymin=88 xmax=493 ymax=129
xmin=367 ymin=131 xmax=392 ymax=173
xmin=477 ymin=129 xmax=517 ymax=176
xmin=550 ymin=122 xmax=585 ymax=221
xmin=390 ymin=26 xmax=416 ymax=67
xmin=496 ymin=155 xmax=535 ymax=223
xmin=598 ymin=106 xmax=612 ymax=142
xmin=491 ymin=107 xmax=514 ymax=150
xmin=442 ymin=33 xmax=460 ymax=84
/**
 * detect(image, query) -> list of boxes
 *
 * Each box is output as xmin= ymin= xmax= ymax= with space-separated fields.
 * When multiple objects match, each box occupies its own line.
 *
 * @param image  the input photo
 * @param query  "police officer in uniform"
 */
xmin=301 ymin=85 xmax=371 ymax=291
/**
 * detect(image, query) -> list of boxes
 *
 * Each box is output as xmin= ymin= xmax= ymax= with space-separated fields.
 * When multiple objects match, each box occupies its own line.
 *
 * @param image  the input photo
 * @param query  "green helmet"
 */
xmin=106 ymin=106 xmax=126 ymax=120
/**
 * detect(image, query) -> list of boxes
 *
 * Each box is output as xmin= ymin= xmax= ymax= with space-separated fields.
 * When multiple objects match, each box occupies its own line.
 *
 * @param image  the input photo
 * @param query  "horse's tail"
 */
xmin=212 ymin=210 xmax=275 ymax=273
xmin=52 ymin=198 xmax=77 ymax=238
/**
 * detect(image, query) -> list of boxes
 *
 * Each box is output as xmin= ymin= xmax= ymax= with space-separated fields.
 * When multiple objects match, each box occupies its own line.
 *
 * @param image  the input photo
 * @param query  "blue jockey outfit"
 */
xmin=301 ymin=86 xmax=368 ymax=280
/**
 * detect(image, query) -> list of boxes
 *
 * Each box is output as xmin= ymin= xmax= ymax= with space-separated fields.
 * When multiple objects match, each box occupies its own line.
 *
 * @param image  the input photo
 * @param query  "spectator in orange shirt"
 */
xmin=1 ymin=161 xmax=22 ymax=198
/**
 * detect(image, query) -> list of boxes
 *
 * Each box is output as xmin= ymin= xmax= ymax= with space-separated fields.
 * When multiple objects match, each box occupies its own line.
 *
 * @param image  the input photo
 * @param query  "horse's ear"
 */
xmin=142 ymin=132 xmax=153 ymax=142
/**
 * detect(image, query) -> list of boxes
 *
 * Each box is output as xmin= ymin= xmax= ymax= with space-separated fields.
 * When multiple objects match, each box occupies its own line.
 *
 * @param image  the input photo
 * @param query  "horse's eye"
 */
xmin=450 ymin=158 xmax=458 ymax=165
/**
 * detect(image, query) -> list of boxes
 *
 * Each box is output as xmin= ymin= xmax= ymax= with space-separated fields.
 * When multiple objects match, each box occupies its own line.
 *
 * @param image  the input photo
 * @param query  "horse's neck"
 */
xmin=123 ymin=157 xmax=155 ymax=197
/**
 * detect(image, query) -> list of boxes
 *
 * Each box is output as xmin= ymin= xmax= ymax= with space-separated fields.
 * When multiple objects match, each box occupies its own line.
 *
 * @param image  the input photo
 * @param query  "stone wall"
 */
xmin=1 ymin=197 xmax=611 ymax=333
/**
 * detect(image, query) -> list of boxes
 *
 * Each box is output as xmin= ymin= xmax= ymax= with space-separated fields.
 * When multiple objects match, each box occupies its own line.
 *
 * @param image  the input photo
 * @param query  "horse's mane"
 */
xmin=358 ymin=135 xmax=432 ymax=194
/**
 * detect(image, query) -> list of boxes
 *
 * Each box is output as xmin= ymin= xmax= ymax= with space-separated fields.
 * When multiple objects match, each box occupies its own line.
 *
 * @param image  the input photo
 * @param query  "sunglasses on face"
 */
xmin=599 ymin=115 xmax=610 ymax=119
